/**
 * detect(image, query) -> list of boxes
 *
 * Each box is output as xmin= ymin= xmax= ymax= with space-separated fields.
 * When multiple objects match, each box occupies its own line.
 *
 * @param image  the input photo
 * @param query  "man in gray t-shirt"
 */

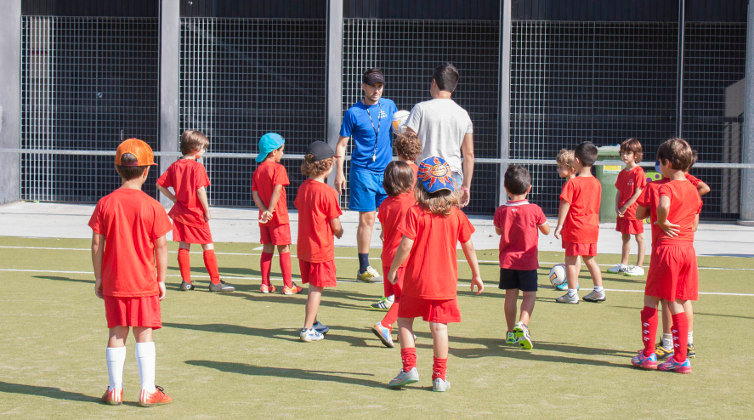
xmin=405 ymin=62 xmax=474 ymax=207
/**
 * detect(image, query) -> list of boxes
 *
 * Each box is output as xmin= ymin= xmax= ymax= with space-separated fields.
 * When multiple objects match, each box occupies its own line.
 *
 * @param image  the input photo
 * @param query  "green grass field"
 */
xmin=1 ymin=236 xmax=753 ymax=418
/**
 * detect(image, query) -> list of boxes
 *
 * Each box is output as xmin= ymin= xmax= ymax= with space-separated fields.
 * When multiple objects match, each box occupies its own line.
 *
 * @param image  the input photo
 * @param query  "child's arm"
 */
xmin=538 ymin=223 xmax=550 ymax=235
xmin=635 ymin=205 xmax=649 ymax=221
xmin=91 ymin=232 xmax=105 ymax=299
xmin=155 ymin=235 xmax=168 ymax=300
xmin=655 ymin=195 xmax=680 ymax=237
xmin=156 ymin=185 xmax=177 ymax=204
xmin=619 ymin=188 xmax=643 ymax=215
xmin=697 ymin=181 xmax=711 ymax=196
xmin=388 ymin=236 xmax=414 ymax=285
xmin=494 ymin=226 xmax=502 ymax=235
xmin=460 ymin=239 xmax=484 ymax=295
xmin=330 ymin=218 xmax=343 ymax=239
xmin=197 ymin=186 xmax=211 ymax=221
xmin=252 ymin=190 xmax=272 ymax=224
xmin=264 ymin=184 xmax=284 ymax=223
xmin=615 ymin=190 xmax=622 ymax=217
xmin=554 ymin=199 xmax=570 ymax=239
xmin=693 ymin=213 xmax=700 ymax=232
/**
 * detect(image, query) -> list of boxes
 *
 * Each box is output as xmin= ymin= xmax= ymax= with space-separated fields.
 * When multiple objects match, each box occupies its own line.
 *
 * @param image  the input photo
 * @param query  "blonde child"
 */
xmin=554 ymin=149 xmax=580 ymax=290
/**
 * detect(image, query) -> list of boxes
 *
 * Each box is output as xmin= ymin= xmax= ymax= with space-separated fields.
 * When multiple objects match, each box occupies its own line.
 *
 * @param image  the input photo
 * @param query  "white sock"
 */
xmin=386 ymin=295 xmax=395 ymax=303
xmin=106 ymin=346 xmax=126 ymax=390
xmin=688 ymin=331 xmax=694 ymax=345
xmin=662 ymin=333 xmax=673 ymax=349
xmin=567 ymin=288 xmax=577 ymax=296
xmin=594 ymin=286 xmax=604 ymax=292
xmin=135 ymin=342 xmax=156 ymax=393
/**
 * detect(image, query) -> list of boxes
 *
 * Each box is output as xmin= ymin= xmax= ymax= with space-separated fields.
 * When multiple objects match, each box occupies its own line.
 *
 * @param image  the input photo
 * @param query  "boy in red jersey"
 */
xmin=90 ymin=139 xmax=173 ymax=406
xmin=494 ymin=165 xmax=550 ymax=349
xmin=608 ymin=138 xmax=647 ymax=276
xmin=386 ymin=156 xmax=484 ymax=392
xmin=554 ymin=141 xmax=605 ymax=304
xmin=295 ymin=141 xmax=344 ymax=342
xmin=554 ymin=149 xmax=581 ymax=290
xmin=252 ymin=133 xmax=301 ymax=295
xmin=156 ymin=130 xmax=234 ymax=292
xmin=371 ymin=161 xmax=416 ymax=348
xmin=631 ymin=138 xmax=701 ymax=373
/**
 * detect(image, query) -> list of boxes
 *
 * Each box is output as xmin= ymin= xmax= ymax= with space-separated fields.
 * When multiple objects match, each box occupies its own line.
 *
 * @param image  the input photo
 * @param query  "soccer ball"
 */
xmin=392 ymin=110 xmax=410 ymax=134
xmin=549 ymin=264 xmax=567 ymax=289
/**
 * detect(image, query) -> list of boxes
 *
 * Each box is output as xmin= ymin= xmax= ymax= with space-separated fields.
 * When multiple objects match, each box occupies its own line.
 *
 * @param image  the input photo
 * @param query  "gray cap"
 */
xmin=308 ymin=141 xmax=335 ymax=161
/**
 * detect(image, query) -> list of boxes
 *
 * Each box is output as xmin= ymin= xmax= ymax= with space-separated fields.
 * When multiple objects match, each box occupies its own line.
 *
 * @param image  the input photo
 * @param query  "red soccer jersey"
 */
xmin=398 ymin=205 xmax=475 ymax=300
xmin=559 ymin=176 xmax=601 ymax=244
xmin=685 ymin=172 xmax=701 ymax=187
xmin=656 ymin=180 xmax=702 ymax=245
xmin=378 ymin=192 xmax=416 ymax=268
xmin=88 ymin=188 xmax=172 ymax=297
xmin=252 ymin=160 xmax=290 ymax=226
xmin=156 ymin=159 xmax=210 ymax=227
xmin=615 ymin=166 xmax=646 ymax=220
xmin=294 ymin=179 xmax=343 ymax=263
xmin=636 ymin=179 xmax=669 ymax=246
xmin=493 ymin=200 xmax=547 ymax=270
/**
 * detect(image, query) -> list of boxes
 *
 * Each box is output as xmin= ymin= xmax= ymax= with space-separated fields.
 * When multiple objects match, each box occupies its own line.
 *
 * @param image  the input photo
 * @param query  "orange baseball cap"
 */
xmin=115 ymin=138 xmax=157 ymax=166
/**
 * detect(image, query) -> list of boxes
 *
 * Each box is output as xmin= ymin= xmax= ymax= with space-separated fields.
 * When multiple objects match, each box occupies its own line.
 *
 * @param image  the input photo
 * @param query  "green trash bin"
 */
xmin=595 ymin=145 xmax=622 ymax=223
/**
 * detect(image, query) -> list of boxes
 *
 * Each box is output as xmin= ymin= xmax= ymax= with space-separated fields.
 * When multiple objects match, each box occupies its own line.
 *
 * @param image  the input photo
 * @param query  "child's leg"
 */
xmin=684 ymin=300 xmax=694 ymax=345
xmin=503 ymin=289 xmax=519 ymax=331
xmin=277 ymin=244 xmax=293 ymax=288
xmin=397 ymin=317 xmax=417 ymax=372
xmin=304 ymin=285 xmax=323 ymax=329
xmin=564 ymin=255 xmax=580 ymax=290
xmin=582 ymin=255 xmax=603 ymax=287
xmin=106 ymin=326 xmax=130 ymax=393
xmin=429 ymin=322 xmax=449 ymax=380
xmin=635 ymin=233 xmax=645 ymax=267
xmin=519 ymin=291 xmax=536 ymax=326
xmin=133 ymin=327 xmax=156 ymax=394
xmin=178 ymin=243 xmax=191 ymax=283
xmin=201 ymin=243 xmax=220 ymax=284
xmin=260 ymin=243 xmax=274 ymax=287
xmin=668 ymin=299 xmax=689 ymax=361
xmin=640 ymin=295 xmax=661 ymax=356
xmin=620 ymin=233 xmax=631 ymax=266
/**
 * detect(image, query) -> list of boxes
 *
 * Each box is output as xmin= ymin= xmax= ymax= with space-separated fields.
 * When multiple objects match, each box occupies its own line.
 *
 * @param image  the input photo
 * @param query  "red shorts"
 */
xmin=104 ymin=295 xmax=162 ymax=329
xmin=299 ymin=260 xmax=337 ymax=288
xmin=564 ymin=241 xmax=597 ymax=257
xmin=615 ymin=217 xmax=644 ymax=235
xmin=397 ymin=296 xmax=461 ymax=323
xmin=260 ymin=223 xmax=291 ymax=245
xmin=173 ymin=220 xmax=212 ymax=244
xmin=645 ymin=243 xmax=698 ymax=301
xmin=381 ymin=263 xmax=405 ymax=298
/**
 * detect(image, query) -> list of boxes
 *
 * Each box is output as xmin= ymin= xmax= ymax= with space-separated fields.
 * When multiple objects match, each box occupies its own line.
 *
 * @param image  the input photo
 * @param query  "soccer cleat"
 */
xmin=687 ymin=343 xmax=696 ymax=359
xmin=356 ymin=266 xmax=382 ymax=283
xmin=556 ymin=282 xmax=580 ymax=291
xmin=582 ymin=290 xmax=606 ymax=303
xmin=388 ymin=367 xmax=419 ymax=388
xmin=299 ymin=327 xmax=324 ymax=342
xmin=371 ymin=322 xmax=394 ymax=348
xmin=138 ymin=385 xmax=172 ymax=407
xmin=312 ymin=321 xmax=329 ymax=335
xmin=607 ymin=264 xmax=626 ymax=274
xmin=209 ymin=280 xmax=235 ymax=292
xmin=370 ymin=296 xmax=393 ymax=311
xmin=260 ymin=284 xmax=276 ymax=294
xmin=657 ymin=355 xmax=692 ymax=373
xmin=555 ymin=292 xmax=579 ymax=304
xmin=624 ymin=265 xmax=645 ymax=276
xmin=514 ymin=323 xmax=533 ymax=350
xmin=432 ymin=377 xmax=451 ymax=392
xmin=282 ymin=283 xmax=302 ymax=295
xmin=180 ymin=281 xmax=195 ymax=291
xmin=505 ymin=331 xmax=517 ymax=345
xmin=631 ymin=350 xmax=658 ymax=370
xmin=654 ymin=342 xmax=674 ymax=360
xmin=101 ymin=387 xmax=123 ymax=405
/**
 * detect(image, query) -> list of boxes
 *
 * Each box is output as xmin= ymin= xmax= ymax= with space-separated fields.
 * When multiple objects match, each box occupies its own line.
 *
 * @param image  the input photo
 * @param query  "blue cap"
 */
xmin=417 ymin=156 xmax=454 ymax=193
xmin=256 ymin=132 xmax=285 ymax=163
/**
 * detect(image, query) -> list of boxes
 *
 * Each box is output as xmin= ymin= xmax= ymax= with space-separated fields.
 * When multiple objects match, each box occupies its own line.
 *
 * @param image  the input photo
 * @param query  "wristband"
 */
xmin=461 ymin=187 xmax=470 ymax=191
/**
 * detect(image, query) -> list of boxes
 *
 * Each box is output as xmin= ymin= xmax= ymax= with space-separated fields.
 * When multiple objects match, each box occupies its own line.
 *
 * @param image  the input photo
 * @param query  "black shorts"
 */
xmin=498 ymin=268 xmax=538 ymax=292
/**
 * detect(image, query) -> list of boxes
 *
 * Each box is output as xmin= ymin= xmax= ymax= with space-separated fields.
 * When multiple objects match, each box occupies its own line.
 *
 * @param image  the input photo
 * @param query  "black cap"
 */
xmin=362 ymin=69 xmax=385 ymax=86
xmin=308 ymin=141 xmax=335 ymax=161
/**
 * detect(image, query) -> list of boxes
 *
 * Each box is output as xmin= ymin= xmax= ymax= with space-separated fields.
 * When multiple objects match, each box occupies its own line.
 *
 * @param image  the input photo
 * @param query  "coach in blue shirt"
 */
xmin=335 ymin=68 xmax=397 ymax=283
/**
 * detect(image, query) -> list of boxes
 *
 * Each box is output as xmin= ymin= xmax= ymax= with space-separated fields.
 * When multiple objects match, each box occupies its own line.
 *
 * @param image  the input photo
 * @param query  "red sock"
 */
xmin=432 ymin=357 xmax=448 ymax=381
xmin=280 ymin=252 xmax=292 ymax=288
xmin=381 ymin=285 xmax=401 ymax=330
xmin=671 ymin=312 xmax=689 ymax=361
xmin=177 ymin=248 xmax=191 ymax=283
xmin=640 ymin=306 xmax=658 ymax=357
xmin=400 ymin=347 xmax=417 ymax=372
xmin=203 ymin=249 xmax=220 ymax=284
xmin=260 ymin=252 xmax=273 ymax=286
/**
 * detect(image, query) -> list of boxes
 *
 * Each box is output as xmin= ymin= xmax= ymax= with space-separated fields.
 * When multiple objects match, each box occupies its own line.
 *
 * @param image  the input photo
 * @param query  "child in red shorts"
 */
xmin=386 ymin=156 xmax=484 ymax=392
xmin=554 ymin=141 xmax=605 ymax=304
xmin=554 ymin=149 xmax=580 ymax=290
xmin=371 ymin=161 xmax=416 ymax=348
xmin=494 ymin=165 xmax=550 ymax=350
xmin=608 ymin=138 xmax=647 ymax=276
xmin=252 ymin=132 xmax=301 ymax=295
xmin=90 ymin=139 xmax=173 ymax=406
xmin=631 ymin=138 xmax=701 ymax=373
xmin=295 ymin=141 xmax=344 ymax=342
xmin=156 ymin=130 xmax=234 ymax=292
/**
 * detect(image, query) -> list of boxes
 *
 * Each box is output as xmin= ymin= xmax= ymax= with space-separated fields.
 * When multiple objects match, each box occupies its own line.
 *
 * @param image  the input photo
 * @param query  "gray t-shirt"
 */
xmin=405 ymin=98 xmax=473 ymax=175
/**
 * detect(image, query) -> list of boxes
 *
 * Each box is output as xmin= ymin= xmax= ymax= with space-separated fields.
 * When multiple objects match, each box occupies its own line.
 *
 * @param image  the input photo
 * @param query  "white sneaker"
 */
xmin=299 ymin=328 xmax=324 ymax=342
xmin=388 ymin=367 xmax=419 ymax=388
xmin=607 ymin=264 xmax=627 ymax=274
xmin=624 ymin=265 xmax=645 ymax=276
xmin=432 ymin=377 xmax=451 ymax=392
xmin=357 ymin=266 xmax=383 ymax=283
xmin=555 ymin=292 xmax=579 ymax=304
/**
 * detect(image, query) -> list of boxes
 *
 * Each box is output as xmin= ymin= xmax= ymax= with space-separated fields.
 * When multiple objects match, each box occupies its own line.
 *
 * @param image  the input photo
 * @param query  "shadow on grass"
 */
xmin=0 ymin=380 xmax=95 ymax=403
xmin=185 ymin=360 xmax=384 ymax=388
xmin=33 ymin=275 xmax=91 ymax=285
xmin=201 ymin=286 xmax=381 ymax=311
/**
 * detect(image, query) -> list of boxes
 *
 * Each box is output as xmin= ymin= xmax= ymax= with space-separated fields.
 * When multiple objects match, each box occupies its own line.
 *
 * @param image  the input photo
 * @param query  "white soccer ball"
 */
xmin=392 ymin=110 xmax=410 ymax=134
xmin=549 ymin=264 xmax=567 ymax=288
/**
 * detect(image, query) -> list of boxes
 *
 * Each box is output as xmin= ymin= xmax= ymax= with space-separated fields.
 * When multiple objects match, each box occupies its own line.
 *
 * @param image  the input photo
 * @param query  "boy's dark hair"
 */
xmin=383 ymin=161 xmax=415 ymax=196
xmin=301 ymin=154 xmax=334 ymax=178
xmin=657 ymin=138 xmax=693 ymax=171
xmin=433 ymin=62 xmax=459 ymax=93
xmin=393 ymin=131 xmax=422 ymax=161
xmin=574 ymin=141 xmax=598 ymax=167
xmin=180 ymin=130 xmax=210 ymax=155
xmin=116 ymin=153 xmax=148 ymax=180
xmin=620 ymin=138 xmax=643 ymax=163
xmin=414 ymin=181 xmax=459 ymax=216
xmin=689 ymin=149 xmax=698 ymax=170
xmin=504 ymin=165 xmax=531 ymax=195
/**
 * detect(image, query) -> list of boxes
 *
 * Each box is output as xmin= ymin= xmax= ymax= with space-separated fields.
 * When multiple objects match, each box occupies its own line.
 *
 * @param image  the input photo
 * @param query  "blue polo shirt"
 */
xmin=339 ymin=98 xmax=397 ymax=173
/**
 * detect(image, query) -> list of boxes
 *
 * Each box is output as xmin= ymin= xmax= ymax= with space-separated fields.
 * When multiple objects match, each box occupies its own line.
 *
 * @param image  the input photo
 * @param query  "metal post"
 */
xmin=499 ymin=0 xmax=512 ymax=205
xmin=159 ymin=0 xmax=180 ymax=206
xmin=326 ymin=0 xmax=343 ymax=186
xmin=0 ymin=0 xmax=21 ymax=204
xmin=676 ymin=0 xmax=685 ymax=137
xmin=740 ymin=0 xmax=754 ymax=225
